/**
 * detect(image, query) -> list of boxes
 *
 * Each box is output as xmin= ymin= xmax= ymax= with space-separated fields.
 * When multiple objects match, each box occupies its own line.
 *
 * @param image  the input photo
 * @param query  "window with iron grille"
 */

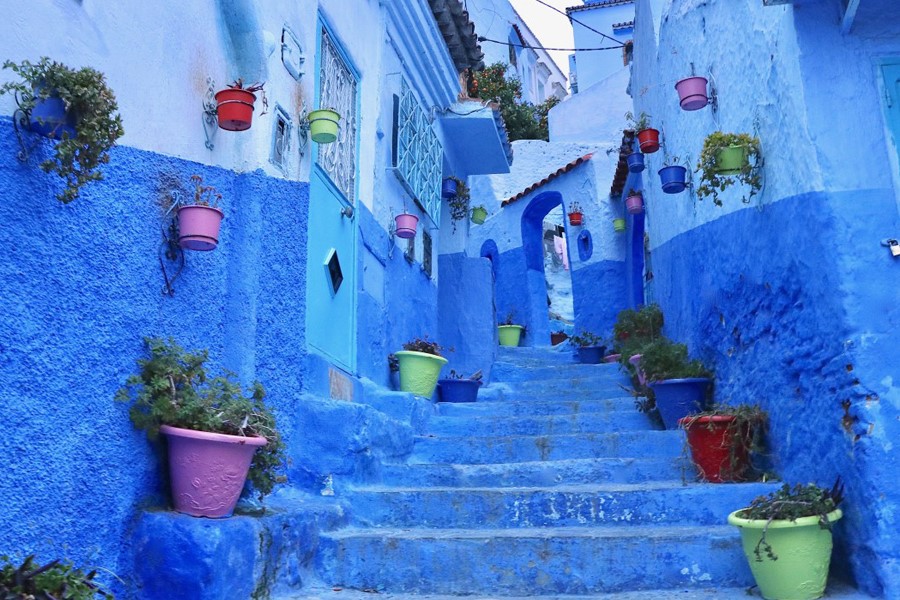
xmin=422 ymin=230 xmax=432 ymax=278
xmin=318 ymin=28 xmax=358 ymax=203
xmin=392 ymin=79 xmax=442 ymax=226
xmin=405 ymin=236 xmax=415 ymax=263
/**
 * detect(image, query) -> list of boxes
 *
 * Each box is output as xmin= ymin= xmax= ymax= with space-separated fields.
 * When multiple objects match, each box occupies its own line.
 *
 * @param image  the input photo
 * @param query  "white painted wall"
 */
xmin=570 ymin=3 xmax=633 ymax=91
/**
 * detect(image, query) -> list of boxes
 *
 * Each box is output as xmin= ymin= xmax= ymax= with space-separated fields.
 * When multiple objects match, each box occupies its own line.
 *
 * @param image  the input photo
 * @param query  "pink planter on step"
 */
xmin=161 ymin=425 xmax=267 ymax=518
xmin=629 ymin=353 xmax=647 ymax=387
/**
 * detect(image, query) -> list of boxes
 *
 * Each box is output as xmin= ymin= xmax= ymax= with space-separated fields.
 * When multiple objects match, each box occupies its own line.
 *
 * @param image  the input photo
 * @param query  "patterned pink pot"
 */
xmin=160 ymin=425 xmax=267 ymax=518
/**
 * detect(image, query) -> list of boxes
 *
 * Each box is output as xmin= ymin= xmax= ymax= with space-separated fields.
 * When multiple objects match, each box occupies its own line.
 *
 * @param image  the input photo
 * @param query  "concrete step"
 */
xmin=410 ymin=431 xmax=683 ymax=464
xmin=425 ymin=411 xmax=659 ymax=437
xmin=500 ymin=380 xmax=634 ymax=398
xmin=496 ymin=346 xmax=580 ymax=364
xmin=344 ymin=482 xmax=778 ymax=528
xmin=379 ymin=457 xmax=688 ymax=487
xmin=437 ymin=397 xmax=639 ymax=417
xmin=315 ymin=525 xmax=754 ymax=595
xmin=491 ymin=361 xmax=628 ymax=383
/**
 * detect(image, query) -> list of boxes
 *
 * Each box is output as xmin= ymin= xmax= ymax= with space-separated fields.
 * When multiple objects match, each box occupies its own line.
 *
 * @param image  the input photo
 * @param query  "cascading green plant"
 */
xmin=0 ymin=555 xmax=114 ymax=599
xmin=696 ymin=131 xmax=762 ymax=207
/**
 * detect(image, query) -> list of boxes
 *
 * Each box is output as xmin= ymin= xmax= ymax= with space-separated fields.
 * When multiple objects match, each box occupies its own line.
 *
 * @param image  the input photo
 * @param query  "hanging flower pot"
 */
xmin=470 ymin=206 xmax=488 ymax=224
xmin=442 ymin=177 xmax=459 ymax=199
xmin=626 ymin=152 xmax=645 ymax=173
xmin=613 ymin=218 xmax=626 ymax=232
xmin=625 ymin=192 xmax=644 ymax=215
xmin=28 ymin=92 xmax=76 ymax=139
xmin=675 ymin=76 xmax=709 ymax=111
xmin=568 ymin=212 xmax=583 ymax=226
xmin=678 ymin=415 xmax=753 ymax=483
xmin=178 ymin=205 xmax=225 ymax=251
xmin=715 ymin=145 xmax=749 ymax=175
xmin=395 ymin=213 xmax=418 ymax=239
xmin=308 ymin=108 xmax=341 ymax=143
xmin=658 ymin=165 xmax=688 ymax=194
xmin=215 ymin=85 xmax=260 ymax=131
xmin=637 ymin=128 xmax=660 ymax=153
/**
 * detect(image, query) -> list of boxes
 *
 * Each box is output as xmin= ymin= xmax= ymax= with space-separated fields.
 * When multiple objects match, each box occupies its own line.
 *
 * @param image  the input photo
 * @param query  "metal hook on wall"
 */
xmin=158 ymin=191 xmax=185 ymax=296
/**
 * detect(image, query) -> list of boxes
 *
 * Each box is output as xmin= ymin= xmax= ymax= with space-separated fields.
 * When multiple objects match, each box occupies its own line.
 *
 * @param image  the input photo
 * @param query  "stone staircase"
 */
xmin=286 ymin=347 xmax=868 ymax=599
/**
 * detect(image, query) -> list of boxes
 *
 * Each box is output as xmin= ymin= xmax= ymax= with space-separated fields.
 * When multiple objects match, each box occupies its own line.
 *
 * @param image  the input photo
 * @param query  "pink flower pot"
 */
xmin=603 ymin=353 xmax=621 ymax=363
xmin=675 ymin=77 xmax=709 ymax=111
xmin=160 ymin=425 xmax=267 ymax=518
xmin=625 ymin=194 xmax=644 ymax=215
xmin=629 ymin=353 xmax=647 ymax=387
xmin=395 ymin=213 xmax=418 ymax=239
xmin=178 ymin=205 xmax=224 ymax=251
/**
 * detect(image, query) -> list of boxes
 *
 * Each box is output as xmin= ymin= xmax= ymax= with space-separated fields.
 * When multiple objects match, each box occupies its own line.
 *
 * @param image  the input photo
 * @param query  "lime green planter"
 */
xmin=728 ymin=509 xmax=842 ymax=600
xmin=498 ymin=325 xmax=524 ymax=347
xmin=471 ymin=206 xmax=487 ymax=224
xmin=715 ymin=145 xmax=748 ymax=175
xmin=308 ymin=109 xmax=340 ymax=143
xmin=394 ymin=350 xmax=448 ymax=397
xmin=613 ymin=218 xmax=626 ymax=233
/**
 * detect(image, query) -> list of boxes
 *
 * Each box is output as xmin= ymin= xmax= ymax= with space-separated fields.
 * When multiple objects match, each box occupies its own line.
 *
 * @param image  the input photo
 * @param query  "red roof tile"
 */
xmin=501 ymin=154 xmax=593 ymax=207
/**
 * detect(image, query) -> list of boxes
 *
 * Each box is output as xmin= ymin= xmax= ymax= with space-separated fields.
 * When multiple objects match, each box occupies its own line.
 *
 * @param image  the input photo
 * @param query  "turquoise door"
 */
xmin=305 ymin=24 xmax=359 ymax=372
xmin=882 ymin=63 xmax=900 ymax=161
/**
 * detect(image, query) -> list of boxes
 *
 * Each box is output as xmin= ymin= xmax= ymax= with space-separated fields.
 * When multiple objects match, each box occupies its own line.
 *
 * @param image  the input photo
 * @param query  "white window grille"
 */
xmin=393 ymin=79 xmax=442 ymax=226
xmin=317 ymin=28 xmax=357 ymax=203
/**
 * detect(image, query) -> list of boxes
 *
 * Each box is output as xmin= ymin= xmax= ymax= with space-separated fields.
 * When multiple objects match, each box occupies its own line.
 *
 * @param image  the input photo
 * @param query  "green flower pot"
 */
xmin=728 ymin=508 xmax=842 ymax=600
xmin=498 ymin=325 xmax=524 ymax=347
xmin=715 ymin=145 xmax=748 ymax=175
xmin=471 ymin=206 xmax=487 ymax=224
xmin=394 ymin=350 xmax=448 ymax=397
xmin=613 ymin=218 xmax=626 ymax=233
xmin=308 ymin=109 xmax=341 ymax=143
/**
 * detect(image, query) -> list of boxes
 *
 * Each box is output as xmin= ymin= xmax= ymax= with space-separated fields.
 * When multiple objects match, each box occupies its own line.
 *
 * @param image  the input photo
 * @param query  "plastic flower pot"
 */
xmin=637 ymin=128 xmax=660 ymax=153
xmin=395 ymin=213 xmax=418 ymax=239
xmin=728 ymin=508 xmax=842 ymax=600
xmin=550 ymin=332 xmax=568 ymax=346
xmin=715 ymin=145 xmax=748 ymax=175
xmin=576 ymin=346 xmax=606 ymax=364
xmin=675 ymin=76 xmax=709 ymax=111
xmin=308 ymin=109 xmax=341 ymax=143
xmin=625 ymin=194 xmax=644 ymax=215
xmin=649 ymin=378 xmax=711 ymax=430
xmin=438 ymin=379 xmax=481 ymax=403
xmin=626 ymin=152 xmax=645 ymax=173
xmin=678 ymin=415 xmax=752 ymax=483
xmin=658 ymin=165 xmax=688 ymax=194
xmin=214 ymin=88 xmax=257 ymax=131
xmin=613 ymin=218 xmax=626 ymax=232
xmin=160 ymin=424 xmax=267 ymax=518
xmin=603 ymin=353 xmax=621 ymax=363
xmin=568 ymin=212 xmax=583 ymax=226
xmin=28 ymin=92 xmax=76 ymax=139
xmin=498 ymin=325 xmax=524 ymax=347
xmin=471 ymin=206 xmax=487 ymax=224
xmin=177 ymin=205 xmax=225 ymax=251
xmin=395 ymin=350 xmax=448 ymax=397
xmin=441 ymin=178 xmax=458 ymax=199
xmin=628 ymin=354 xmax=646 ymax=386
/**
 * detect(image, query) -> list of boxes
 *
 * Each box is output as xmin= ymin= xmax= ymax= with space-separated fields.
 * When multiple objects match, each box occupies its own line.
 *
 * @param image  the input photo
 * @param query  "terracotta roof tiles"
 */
xmin=501 ymin=154 xmax=593 ymax=207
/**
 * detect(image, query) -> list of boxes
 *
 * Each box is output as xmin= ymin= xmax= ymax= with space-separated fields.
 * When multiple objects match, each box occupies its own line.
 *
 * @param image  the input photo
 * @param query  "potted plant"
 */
xmin=0 ymin=57 xmax=125 ymax=203
xmin=438 ymin=369 xmax=483 ymax=403
xmin=470 ymin=205 xmax=488 ymax=224
xmin=215 ymin=79 xmax=265 ymax=132
xmin=568 ymin=331 xmax=607 ymax=364
xmin=658 ymin=156 xmax=688 ymax=194
xmin=625 ymin=111 xmax=660 ymax=153
xmin=392 ymin=336 xmax=449 ymax=397
xmin=177 ymin=174 xmax=225 ymax=251
xmin=696 ymin=131 xmax=762 ymax=206
xmin=678 ymin=404 xmax=767 ymax=483
xmin=613 ymin=218 xmax=626 ymax=232
xmin=395 ymin=211 xmax=418 ymax=238
xmin=675 ymin=76 xmax=709 ymax=111
xmin=728 ymin=481 xmax=844 ymax=600
xmin=442 ymin=176 xmax=460 ymax=199
xmin=567 ymin=201 xmax=584 ymax=226
xmin=498 ymin=312 xmax=525 ymax=347
xmin=550 ymin=330 xmax=568 ymax=346
xmin=625 ymin=189 xmax=644 ymax=215
xmin=626 ymin=149 xmax=645 ymax=174
xmin=446 ymin=176 xmax=471 ymax=232
xmin=307 ymin=107 xmax=341 ymax=143
xmin=613 ymin=304 xmax=665 ymax=406
xmin=116 ymin=337 xmax=286 ymax=518
xmin=0 ymin=555 xmax=114 ymax=599
xmin=639 ymin=337 xmax=712 ymax=430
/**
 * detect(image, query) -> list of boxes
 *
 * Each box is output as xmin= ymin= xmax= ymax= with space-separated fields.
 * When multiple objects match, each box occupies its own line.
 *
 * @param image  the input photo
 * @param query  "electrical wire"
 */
xmin=478 ymin=35 xmax=624 ymax=52
xmin=531 ymin=0 xmax=627 ymax=47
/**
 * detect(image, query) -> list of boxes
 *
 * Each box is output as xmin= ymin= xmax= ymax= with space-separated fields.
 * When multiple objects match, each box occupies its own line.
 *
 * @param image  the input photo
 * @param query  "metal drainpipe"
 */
xmin=217 ymin=0 xmax=268 ymax=84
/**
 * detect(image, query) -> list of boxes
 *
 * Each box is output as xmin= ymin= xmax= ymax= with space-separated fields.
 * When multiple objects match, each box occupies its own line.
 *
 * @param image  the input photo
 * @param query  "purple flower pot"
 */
xmin=626 ymin=152 xmax=645 ymax=173
xmin=395 ymin=213 xmax=418 ymax=239
xmin=160 ymin=425 xmax=267 ymax=518
xmin=626 ymin=194 xmax=644 ymax=215
xmin=438 ymin=379 xmax=481 ymax=403
xmin=441 ymin=178 xmax=458 ymax=199
xmin=658 ymin=165 xmax=688 ymax=194
xmin=178 ymin=205 xmax=225 ymax=251
xmin=675 ymin=76 xmax=709 ymax=111
xmin=649 ymin=378 xmax=712 ymax=430
xmin=629 ymin=354 xmax=646 ymax=386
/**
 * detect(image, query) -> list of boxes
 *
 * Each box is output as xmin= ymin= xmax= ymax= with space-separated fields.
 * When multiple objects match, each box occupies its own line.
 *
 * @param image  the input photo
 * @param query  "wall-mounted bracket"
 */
xmin=201 ymin=77 xmax=219 ymax=150
xmin=159 ymin=192 xmax=185 ymax=296
xmin=297 ymin=107 xmax=311 ymax=157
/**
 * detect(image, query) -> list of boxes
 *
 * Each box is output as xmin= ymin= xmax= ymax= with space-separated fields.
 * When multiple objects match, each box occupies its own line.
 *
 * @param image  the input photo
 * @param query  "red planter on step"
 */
xmin=679 ymin=415 xmax=752 ymax=483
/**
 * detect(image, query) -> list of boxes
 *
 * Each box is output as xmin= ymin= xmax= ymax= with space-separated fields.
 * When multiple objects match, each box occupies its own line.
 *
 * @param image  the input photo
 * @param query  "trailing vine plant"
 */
xmin=695 ymin=131 xmax=762 ymax=206
xmin=445 ymin=176 xmax=470 ymax=232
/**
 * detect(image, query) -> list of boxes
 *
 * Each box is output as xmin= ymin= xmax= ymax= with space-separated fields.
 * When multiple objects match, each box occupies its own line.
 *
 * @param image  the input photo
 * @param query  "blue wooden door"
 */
xmin=305 ymin=24 xmax=359 ymax=372
xmin=882 ymin=63 xmax=900 ymax=164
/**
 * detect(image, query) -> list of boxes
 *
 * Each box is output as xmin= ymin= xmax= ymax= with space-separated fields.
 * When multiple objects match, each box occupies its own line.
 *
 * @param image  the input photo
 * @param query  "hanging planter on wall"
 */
xmin=675 ymin=76 xmax=709 ymax=111
xmin=441 ymin=177 xmax=458 ymax=199
xmin=626 ymin=111 xmax=660 ymax=153
xmin=568 ymin=201 xmax=584 ymax=226
xmin=395 ymin=212 xmax=418 ymax=239
xmin=178 ymin=175 xmax=224 ymax=251
xmin=471 ymin=205 xmax=488 ymax=224
xmin=625 ymin=190 xmax=644 ymax=215
xmin=307 ymin=108 xmax=341 ymax=143
xmin=696 ymin=132 xmax=763 ymax=206
xmin=215 ymin=80 xmax=264 ymax=131
xmin=658 ymin=164 xmax=688 ymax=194
xmin=613 ymin=218 xmax=626 ymax=233
xmin=626 ymin=151 xmax=645 ymax=173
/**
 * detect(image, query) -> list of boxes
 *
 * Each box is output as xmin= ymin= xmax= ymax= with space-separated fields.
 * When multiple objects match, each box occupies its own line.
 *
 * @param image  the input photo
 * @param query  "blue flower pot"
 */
xmin=650 ymin=378 xmax=711 ymax=429
xmin=438 ymin=379 xmax=481 ymax=403
xmin=576 ymin=346 xmax=606 ymax=364
xmin=658 ymin=166 xmax=687 ymax=194
xmin=29 ymin=94 xmax=76 ymax=139
xmin=441 ymin=178 xmax=458 ymax=199
xmin=626 ymin=152 xmax=645 ymax=173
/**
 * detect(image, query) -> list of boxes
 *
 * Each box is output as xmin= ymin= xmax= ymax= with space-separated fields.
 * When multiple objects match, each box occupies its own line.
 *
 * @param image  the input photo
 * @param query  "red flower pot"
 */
xmin=550 ymin=332 xmax=568 ymax=345
xmin=177 ymin=205 xmax=224 ymax=251
xmin=679 ymin=415 xmax=752 ymax=483
xmin=568 ymin=212 xmax=583 ymax=226
xmin=637 ymin=128 xmax=660 ymax=153
xmin=215 ymin=88 xmax=257 ymax=131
